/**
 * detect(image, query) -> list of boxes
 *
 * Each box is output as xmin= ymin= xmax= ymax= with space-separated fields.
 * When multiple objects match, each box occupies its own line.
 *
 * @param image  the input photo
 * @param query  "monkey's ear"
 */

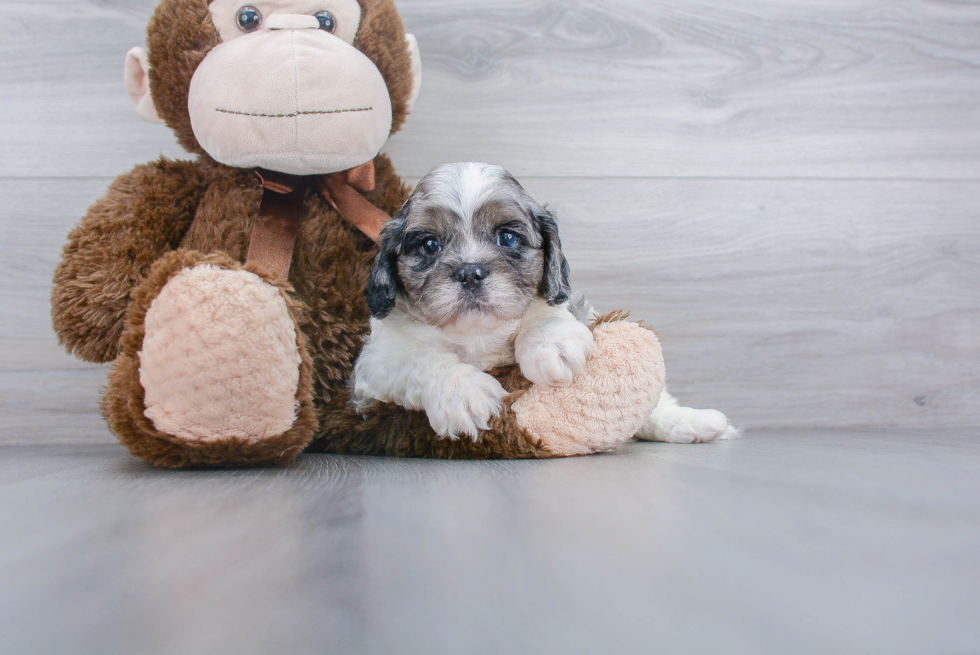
xmin=405 ymin=35 xmax=423 ymax=114
xmin=533 ymin=207 xmax=572 ymax=306
xmin=124 ymin=47 xmax=164 ymax=124
xmin=365 ymin=215 xmax=407 ymax=319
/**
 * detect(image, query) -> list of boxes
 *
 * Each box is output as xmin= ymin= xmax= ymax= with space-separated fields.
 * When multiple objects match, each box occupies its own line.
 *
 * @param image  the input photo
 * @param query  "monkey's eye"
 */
xmin=315 ymin=10 xmax=337 ymax=33
xmin=236 ymin=6 xmax=262 ymax=32
xmin=496 ymin=230 xmax=520 ymax=249
xmin=420 ymin=237 xmax=442 ymax=256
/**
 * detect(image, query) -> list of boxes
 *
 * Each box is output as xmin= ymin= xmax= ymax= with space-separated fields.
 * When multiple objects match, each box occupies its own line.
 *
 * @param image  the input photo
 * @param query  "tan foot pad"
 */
xmin=513 ymin=321 xmax=665 ymax=456
xmin=139 ymin=264 xmax=302 ymax=443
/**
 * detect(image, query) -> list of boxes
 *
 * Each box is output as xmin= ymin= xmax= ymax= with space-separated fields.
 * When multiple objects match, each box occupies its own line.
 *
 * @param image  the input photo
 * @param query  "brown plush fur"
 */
xmin=52 ymin=158 xmax=213 ymax=363
xmin=354 ymin=0 xmax=416 ymax=136
xmin=307 ymin=364 xmax=551 ymax=459
xmin=103 ymin=250 xmax=318 ymax=469
xmin=51 ymin=0 xmax=615 ymax=467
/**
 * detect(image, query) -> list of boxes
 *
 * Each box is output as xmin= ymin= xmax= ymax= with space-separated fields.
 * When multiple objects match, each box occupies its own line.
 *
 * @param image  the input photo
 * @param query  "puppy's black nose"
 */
xmin=453 ymin=263 xmax=489 ymax=291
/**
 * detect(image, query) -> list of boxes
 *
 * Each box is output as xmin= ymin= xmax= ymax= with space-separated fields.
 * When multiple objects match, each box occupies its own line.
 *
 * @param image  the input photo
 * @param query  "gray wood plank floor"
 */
xmin=1 ymin=2 xmax=978 ymax=653
xmin=1 ymin=430 xmax=978 ymax=655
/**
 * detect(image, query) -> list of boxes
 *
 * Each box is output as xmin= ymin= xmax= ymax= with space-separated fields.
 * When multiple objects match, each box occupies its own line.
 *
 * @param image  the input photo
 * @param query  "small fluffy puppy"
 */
xmin=352 ymin=162 xmax=594 ymax=439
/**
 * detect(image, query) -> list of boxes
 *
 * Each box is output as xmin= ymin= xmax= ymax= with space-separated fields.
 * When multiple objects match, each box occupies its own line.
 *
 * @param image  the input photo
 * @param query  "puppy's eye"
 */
xmin=315 ymin=10 xmax=337 ymax=33
xmin=236 ymin=6 xmax=262 ymax=32
xmin=497 ymin=230 xmax=520 ymax=249
xmin=421 ymin=237 xmax=442 ymax=256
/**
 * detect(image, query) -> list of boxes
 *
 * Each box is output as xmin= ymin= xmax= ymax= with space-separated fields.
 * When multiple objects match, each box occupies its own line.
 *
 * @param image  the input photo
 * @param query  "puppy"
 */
xmin=351 ymin=162 xmax=594 ymax=439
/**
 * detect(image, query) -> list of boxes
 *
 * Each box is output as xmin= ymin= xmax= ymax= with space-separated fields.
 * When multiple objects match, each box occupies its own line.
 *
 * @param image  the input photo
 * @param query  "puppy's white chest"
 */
xmin=433 ymin=320 xmax=519 ymax=370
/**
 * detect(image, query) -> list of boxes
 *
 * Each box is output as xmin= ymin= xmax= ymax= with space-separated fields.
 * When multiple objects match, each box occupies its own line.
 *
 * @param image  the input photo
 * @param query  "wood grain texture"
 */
xmin=522 ymin=176 xmax=980 ymax=429
xmin=1 ymin=431 xmax=978 ymax=654
xmin=1 ymin=0 xmax=979 ymax=178
xmin=391 ymin=0 xmax=980 ymax=179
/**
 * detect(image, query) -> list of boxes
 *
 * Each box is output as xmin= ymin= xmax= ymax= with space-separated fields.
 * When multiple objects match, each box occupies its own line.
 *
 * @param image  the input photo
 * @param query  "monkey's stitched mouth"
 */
xmin=215 ymin=107 xmax=373 ymax=118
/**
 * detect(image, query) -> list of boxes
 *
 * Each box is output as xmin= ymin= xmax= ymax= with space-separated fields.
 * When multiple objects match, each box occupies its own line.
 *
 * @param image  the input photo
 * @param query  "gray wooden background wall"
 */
xmin=1 ymin=0 xmax=978 ymax=443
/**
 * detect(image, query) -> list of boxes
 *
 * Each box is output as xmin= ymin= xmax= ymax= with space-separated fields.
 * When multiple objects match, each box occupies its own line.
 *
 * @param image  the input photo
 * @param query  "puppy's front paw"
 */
xmin=517 ymin=319 xmax=595 ymax=387
xmin=425 ymin=369 xmax=508 ymax=441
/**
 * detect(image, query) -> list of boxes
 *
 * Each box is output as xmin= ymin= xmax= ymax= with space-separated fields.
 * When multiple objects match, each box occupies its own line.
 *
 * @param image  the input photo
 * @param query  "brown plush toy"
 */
xmin=51 ymin=0 xmax=666 ymax=468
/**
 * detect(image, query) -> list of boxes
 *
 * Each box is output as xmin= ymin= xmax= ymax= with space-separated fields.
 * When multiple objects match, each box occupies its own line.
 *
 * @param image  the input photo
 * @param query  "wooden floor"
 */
xmin=2 ymin=1 xmax=979 ymax=653
xmin=1 ymin=430 xmax=978 ymax=654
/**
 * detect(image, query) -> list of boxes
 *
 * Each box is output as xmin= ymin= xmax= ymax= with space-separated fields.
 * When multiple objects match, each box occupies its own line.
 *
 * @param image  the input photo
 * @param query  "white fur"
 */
xmin=514 ymin=299 xmax=594 ymax=386
xmin=637 ymin=390 xmax=741 ymax=443
xmin=422 ymin=163 xmax=499 ymax=234
xmin=353 ymin=298 xmax=591 ymax=440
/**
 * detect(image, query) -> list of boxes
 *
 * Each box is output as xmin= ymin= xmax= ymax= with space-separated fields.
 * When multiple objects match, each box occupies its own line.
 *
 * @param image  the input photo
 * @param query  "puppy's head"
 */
xmin=366 ymin=162 xmax=571 ymax=327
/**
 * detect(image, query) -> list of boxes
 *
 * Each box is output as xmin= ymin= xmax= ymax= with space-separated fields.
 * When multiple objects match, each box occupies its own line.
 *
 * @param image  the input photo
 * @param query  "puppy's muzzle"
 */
xmin=453 ymin=263 xmax=489 ymax=292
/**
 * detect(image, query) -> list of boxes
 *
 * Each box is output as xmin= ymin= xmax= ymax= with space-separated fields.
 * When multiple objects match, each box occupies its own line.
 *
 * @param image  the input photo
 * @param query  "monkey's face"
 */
xmin=128 ymin=0 xmax=421 ymax=175
xmin=188 ymin=0 xmax=391 ymax=174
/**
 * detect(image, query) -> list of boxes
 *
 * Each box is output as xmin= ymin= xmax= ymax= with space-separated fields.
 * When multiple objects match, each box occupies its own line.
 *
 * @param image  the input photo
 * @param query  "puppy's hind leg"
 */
xmin=636 ymin=389 xmax=741 ymax=444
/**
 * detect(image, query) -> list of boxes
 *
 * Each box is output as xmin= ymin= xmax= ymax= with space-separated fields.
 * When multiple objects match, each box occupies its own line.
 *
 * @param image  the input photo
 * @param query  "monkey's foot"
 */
xmin=512 ymin=319 xmax=665 ymax=456
xmin=103 ymin=251 xmax=316 ymax=468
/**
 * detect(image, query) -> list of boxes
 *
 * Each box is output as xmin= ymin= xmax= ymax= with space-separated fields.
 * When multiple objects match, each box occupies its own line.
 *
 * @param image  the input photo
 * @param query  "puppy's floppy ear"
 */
xmin=532 ymin=206 xmax=572 ymax=306
xmin=365 ymin=209 xmax=407 ymax=319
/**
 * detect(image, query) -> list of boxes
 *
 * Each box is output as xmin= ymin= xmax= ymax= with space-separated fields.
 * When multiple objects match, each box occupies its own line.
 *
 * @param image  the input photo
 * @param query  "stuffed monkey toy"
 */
xmin=51 ymin=0 xmax=667 ymax=468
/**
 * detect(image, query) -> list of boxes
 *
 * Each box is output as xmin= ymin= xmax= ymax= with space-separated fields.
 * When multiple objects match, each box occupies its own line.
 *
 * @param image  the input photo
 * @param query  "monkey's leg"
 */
xmin=313 ymin=315 xmax=664 ymax=459
xmin=102 ymin=251 xmax=316 ymax=468
xmin=510 ymin=316 xmax=665 ymax=456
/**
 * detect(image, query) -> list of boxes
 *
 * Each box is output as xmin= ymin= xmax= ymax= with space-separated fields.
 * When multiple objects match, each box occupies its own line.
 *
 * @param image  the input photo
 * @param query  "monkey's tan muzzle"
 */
xmin=188 ymin=28 xmax=393 ymax=176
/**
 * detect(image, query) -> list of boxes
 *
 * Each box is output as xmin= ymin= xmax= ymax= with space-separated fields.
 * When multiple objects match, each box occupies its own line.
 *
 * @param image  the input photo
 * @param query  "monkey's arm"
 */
xmin=52 ymin=158 xmax=211 ymax=363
